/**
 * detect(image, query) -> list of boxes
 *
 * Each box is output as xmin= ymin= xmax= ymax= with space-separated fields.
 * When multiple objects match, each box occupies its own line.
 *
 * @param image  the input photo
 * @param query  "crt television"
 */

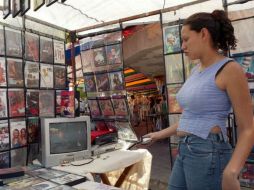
xmin=40 ymin=116 xmax=91 ymax=167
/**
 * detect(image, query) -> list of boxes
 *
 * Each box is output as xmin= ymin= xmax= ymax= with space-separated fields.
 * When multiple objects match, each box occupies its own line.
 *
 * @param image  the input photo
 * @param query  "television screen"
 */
xmin=49 ymin=121 xmax=87 ymax=154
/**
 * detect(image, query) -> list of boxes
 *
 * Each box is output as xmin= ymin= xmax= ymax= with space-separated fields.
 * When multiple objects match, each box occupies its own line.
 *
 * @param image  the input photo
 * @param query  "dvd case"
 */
xmin=40 ymin=64 xmax=54 ymax=88
xmin=0 ymin=58 xmax=7 ymax=86
xmin=10 ymin=118 xmax=26 ymax=148
xmin=95 ymin=72 xmax=110 ymax=92
xmin=112 ymin=96 xmax=128 ymax=117
xmin=84 ymin=74 xmax=97 ymax=92
xmin=0 ymin=26 xmax=4 ymax=55
xmin=7 ymin=58 xmax=24 ymax=87
xmin=60 ymin=91 xmax=75 ymax=117
xmin=0 ymin=120 xmax=9 ymax=152
xmin=26 ymin=90 xmax=39 ymax=116
xmin=54 ymin=40 xmax=65 ymax=64
xmin=8 ymin=89 xmax=25 ymax=117
xmin=87 ymin=99 xmax=101 ymax=118
xmin=109 ymin=71 xmax=124 ymax=91
xmin=0 ymin=151 xmax=9 ymax=169
xmin=81 ymin=50 xmax=93 ymax=73
xmin=40 ymin=36 xmax=53 ymax=64
xmin=25 ymin=32 xmax=39 ymax=62
xmin=11 ymin=147 xmax=27 ymax=167
xmin=27 ymin=117 xmax=40 ymax=144
xmin=93 ymin=47 xmax=106 ymax=67
xmin=25 ymin=61 xmax=39 ymax=88
xmin=54 ymin=65 xmax=66 ymax=89
xmin=5 ymin=28 xmax=22 ymax=58
xmin=98 ymin=98 xmax=114 ymax=117
xmin=106 ymin=44 xmax=122 ymax=65
xmin=163 ymin=25 xmax=181 ymax=54
xmin=0 ymin=89 xmax=8 ymax=118
xmin=39 ymin=90 xmax=55 ymax=117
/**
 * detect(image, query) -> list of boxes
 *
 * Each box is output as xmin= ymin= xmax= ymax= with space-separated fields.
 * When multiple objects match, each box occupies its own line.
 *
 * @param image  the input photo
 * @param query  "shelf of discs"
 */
xmin=228 ymin=16 xmax=254 ymax=189
xmin=0 ymin=24 xmax=67 ymax=169
xmin=79 ymin=31 xmax=138 ymax=142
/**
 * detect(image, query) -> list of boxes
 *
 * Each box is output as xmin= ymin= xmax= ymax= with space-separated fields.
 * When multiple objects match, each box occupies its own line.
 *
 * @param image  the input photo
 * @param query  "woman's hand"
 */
xmin=222 ymin=168 xmax=240 ymax=190
xmin=143 ymin=131 xmax=161 ymax=142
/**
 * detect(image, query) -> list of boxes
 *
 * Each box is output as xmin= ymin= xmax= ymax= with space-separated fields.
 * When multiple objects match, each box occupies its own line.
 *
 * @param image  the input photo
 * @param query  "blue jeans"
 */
xmin=168 ymin=133 xmax=232 ymax=190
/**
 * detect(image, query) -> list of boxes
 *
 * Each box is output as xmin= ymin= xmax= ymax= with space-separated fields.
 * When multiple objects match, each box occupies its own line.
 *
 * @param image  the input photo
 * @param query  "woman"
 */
xmin=144 ymin=10 xmax=254 ymax=190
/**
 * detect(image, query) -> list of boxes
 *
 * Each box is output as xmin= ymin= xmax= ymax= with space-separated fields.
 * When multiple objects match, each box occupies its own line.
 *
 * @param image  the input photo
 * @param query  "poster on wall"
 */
xmin=25 ymin=61 xmax=39 ymax=88
xmin=109 ymin=71 xmax=124 ymax=91
xmin=7 ymin=58 xmax=24 ymax=87
xmin=26 ymin=90 xmax=39 ymax=117
xmin=33 ymin=0 xmax=45 ymax=11
xmin=81 ymin=50 xmax=93 ymax=73
xmin=98 ymin=98 xmax=114 ymax=117
xmin=95 ymin=72 xmax=110 ymax=92
xmin=25 ymin=32 xmax=39 ymax=62
xmin=0 ymin=151 xmax=9 ymax=169
xmin=8 ymin=89 xmax=25 ymax=117
xmin=165 ymin=54 xmax=184 ymax=84
xmin=5 ymin=28 xmax=22 ymax=58
xmin=21 ymin=0 xmax=30 ymax=15
xmin=10 ymin=118 xmax=27 ymax=148
xmin=93 ymin=47 xmax=106 ymax=67
xmin=3 ymin=0 xmax=11 ymax=19
xmin=54 ymin=40 xmax=65 ymax=64
xmin=87 ymin=99 xmax=101 ymax=119
xmin=40 ymin=36 xmax=53 ymax=64
xmin=167 ymin=84 xmax=182 ymax=113
xmin=0 ymin=89 xmax=8 ymax=118
xmin=232 ymin=53 xmax=254 ymax=81
xmin=0 ymin=26 xmax=4 ymax=55
xmin=163 ymin=25 xmax=181 ymax=54
xmin=0 ymin=58 xmax=7 ymax=87
xmin=39 ymin=90 xmax=55 ymax=117
xmin=106 ymin=44 xmax=122 ymax=65
xmin=12 ymin=0 xmax=21 ymax=18
xmin=54 ymin=65 xmax=66 ymax=89
xmin=0 ymin=120 xmax=9 ymax=152
xmin=40 ymin=64 xmax=53 ymax=88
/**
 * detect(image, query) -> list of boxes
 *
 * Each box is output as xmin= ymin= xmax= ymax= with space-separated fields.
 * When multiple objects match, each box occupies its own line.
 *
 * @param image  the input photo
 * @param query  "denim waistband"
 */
xmin=179 ymin=132 xmax=225 ymax=143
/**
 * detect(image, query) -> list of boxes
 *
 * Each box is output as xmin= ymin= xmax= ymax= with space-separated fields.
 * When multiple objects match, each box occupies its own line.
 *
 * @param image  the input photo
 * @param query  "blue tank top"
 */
xmin=176 ymin=57 xmax=233 ymax=139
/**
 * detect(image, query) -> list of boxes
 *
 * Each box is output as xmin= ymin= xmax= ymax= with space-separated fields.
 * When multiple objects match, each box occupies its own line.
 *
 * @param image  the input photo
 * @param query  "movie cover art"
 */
xmin=81 ymin=50 xmax=93 ymax=73
xmin=0 ymin=89 xmax=7 ymax=118
xmin=27 ymin=117 xmax=39 ymax=144
xmin=93 ymin=47 xmax=106 ymax=67
xmin=27 ymin=143 xmax=39 ymax=164
xmin=84 ymin=74 xmax=96 ymax=92
xmin=109 ymin=71 xmax=124 ymax=91
xmin=25 ymin=32 xmax=39 ymax=62
xmin=46 ymin=0 xmax=58 ymax=7
xmin=39 ymin=90 xmax=55 ymax=117
xmin=49 ymin=185 xmax=76 ymax=190
xmin=91 ymin=34 xmax=105 ymax=48
xmin=38 ymin=169 xmax=67 ymax=180
xmin=40 ymin=36 xmax=53 ymax=64
xmin=54 ymin=40 xmax=65 ymax=64
xmin=40 ymin=64 xmax=54 ymax=88
xmin=60 ymin=91 xmax=75 ymax=117
xmin=8 ymin=89 xmax=25 ymax=117
xmin=105 ymin=31 xmax=122 ymax=45
xmin=7 ymin=58 xmax=24 ymax=87
xmin=50 ymin=173 xmax=84 ymax=185
xmin=12 ymin=0 xmax=21 ymax=17
xmin=5 ymin=28 xmax=22 ymax=58
xmin=0 ymin=58 xmax=6 ymax=87
xmin=56 ymin=90 xmax=62 ymax=115
xmin=0 ymin=120 xmax=9 ymax=152
xmin=95 ymin=73 xmax=110 ymax=92
xmin=0 ymin=151 xmax=9 ymax=169
xmin=183 ymin=55 xmax=199 ymax=80
xmin=21 ymin=0 xmax=30 ymax=15
xmin=165 ymin=54 xmax=184 ymax=84
xmin=115 ymin=121 xmax=138 ymax=141
xmin=8 ymin=177 xmax=45 ymax=189
xmin=25 ymin=61 xmax=39 ymax=88
xmin=233 ymin=53 xmax=254 ymax=81
xmin=112 ymin=97 xmax=128 ymax=116
xmin=11 ymin=147 xmax=27 ymax=167
xmin=167 ymin=84 xmax=182 ymax=113
xmin=0 ymin=26 xmax=4 ymax=55
xmin=98 ymin=98 xmax=114 ymax=117
xmin=87 ymin=99 xmax=100 ymax=118
xmin=26 ymin=90 xmax=39 ymax=116
xmin=54 ymin=65 xmax=66 ymax=89
xmin=10 ymin=119 xmax=26 ymax=148
xmin=163 ymin=25 xmax=181 ymax=54
xmin=106 ymin=44 xmax=122 ymax=65
xmin=34 ymin=0 xmax=45 ymax=11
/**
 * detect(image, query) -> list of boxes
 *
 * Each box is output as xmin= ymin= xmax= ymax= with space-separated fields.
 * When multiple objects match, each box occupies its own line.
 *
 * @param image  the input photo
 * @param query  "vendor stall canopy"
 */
xmin=1 ymin=0 xmax=254 ymax=36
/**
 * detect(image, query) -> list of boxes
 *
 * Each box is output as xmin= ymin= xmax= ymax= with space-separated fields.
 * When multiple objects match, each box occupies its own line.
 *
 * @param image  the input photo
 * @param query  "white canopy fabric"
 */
xmin=0 ymin=0 xmax=254 ymax=36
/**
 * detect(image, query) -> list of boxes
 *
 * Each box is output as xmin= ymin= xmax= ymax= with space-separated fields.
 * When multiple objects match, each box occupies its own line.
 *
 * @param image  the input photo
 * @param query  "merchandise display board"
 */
xmin=0 ymin=24 xmax=67 ymax=169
